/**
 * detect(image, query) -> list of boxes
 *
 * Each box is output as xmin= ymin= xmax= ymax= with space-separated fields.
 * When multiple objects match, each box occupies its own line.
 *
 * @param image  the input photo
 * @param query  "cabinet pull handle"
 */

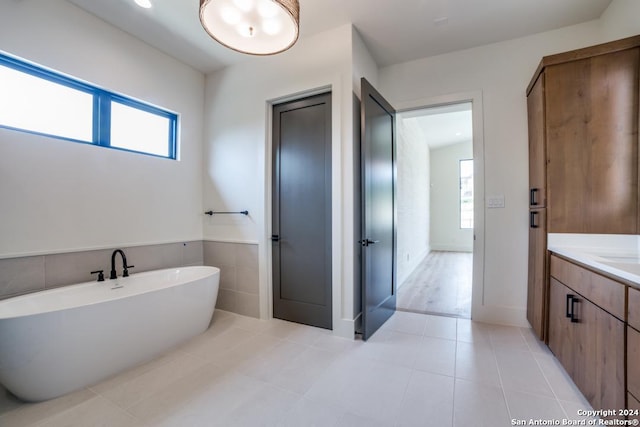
xmin=566 ymin=294 xmax=574 ymax=318
xmin=570 ymin=297 xmax=579 ymax=323
xmin=530 ymin=188 xmax=539 ymax=206
xmin=530 ymin=211 xmax=539 ymax=228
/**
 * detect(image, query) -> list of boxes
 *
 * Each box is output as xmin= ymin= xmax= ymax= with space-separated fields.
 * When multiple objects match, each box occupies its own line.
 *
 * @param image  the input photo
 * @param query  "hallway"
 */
xmin=397 ymin=251 xmax=472 ymax=318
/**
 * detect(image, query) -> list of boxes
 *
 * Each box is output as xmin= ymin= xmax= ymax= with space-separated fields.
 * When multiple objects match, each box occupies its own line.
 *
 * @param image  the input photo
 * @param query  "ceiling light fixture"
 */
xmin=199 ymin=0 xmax=300 ymax=55
xmin=134 ymin=0 xmax=152 ymax=9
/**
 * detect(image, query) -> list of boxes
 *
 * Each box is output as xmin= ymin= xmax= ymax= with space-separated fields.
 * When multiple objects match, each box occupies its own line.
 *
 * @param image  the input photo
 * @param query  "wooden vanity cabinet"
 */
xmin=629 ymin=287 xmax=640 ymax=413
xmin=630 ymin=393 xmax=640 ymax=416
xmin=548 ymin=255 xmax=625 ymax=415
xmin=630 ymin=286 xmax=640 ymax=331
xmin=629 ymin=326 xmax=640 ymax=403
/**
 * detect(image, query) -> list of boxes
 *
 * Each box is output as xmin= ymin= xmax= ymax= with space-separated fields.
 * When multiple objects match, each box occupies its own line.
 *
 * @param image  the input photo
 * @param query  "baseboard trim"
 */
xmin=333 ymin=317 xmax=356 ymax=339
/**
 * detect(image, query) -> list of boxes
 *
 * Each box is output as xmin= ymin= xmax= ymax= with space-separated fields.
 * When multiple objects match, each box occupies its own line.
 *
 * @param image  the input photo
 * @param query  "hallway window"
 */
xmin=460 ymin=159 xmax=473 ymax=229
xmin=0 ymin=52 xmax=177 ymax=159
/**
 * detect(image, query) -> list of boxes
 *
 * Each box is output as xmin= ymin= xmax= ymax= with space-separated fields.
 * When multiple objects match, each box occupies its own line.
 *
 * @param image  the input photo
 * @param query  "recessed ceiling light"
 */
xmin=456 ymin=132 xmax=462 ymax=136
xmin=135 ymin=0 xmax=152 ymax=9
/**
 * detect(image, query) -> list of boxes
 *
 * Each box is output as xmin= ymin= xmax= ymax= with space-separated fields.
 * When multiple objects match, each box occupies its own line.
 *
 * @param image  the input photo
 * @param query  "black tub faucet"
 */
xmin=110 ymin=249 xmax=134 ymax=279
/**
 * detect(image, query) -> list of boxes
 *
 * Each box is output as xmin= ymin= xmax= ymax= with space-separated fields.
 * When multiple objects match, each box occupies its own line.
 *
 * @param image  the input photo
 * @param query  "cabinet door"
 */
xmin=527 ymin=208 xmax=547 ymax=339
xmin=528 ymin=73 xmax=546 ymax=208
xmin=630 ymin=287 xmax=640 ymax=331
xmin=548 ymin=278 xmax=574 ymax=374
xmin=629 ymin=394 xmax=640 ymax=421
xmin=548 ymin=278 xmax=625 ymax=414
xmin=629 ymin=327 xmax=640 ymax=402
xmin=594 ymin=305 xmax=625 ymax=416
xmin=571 ymin=294 xmax=599 ymax=406
xmin=546 ymin=48 xmax=639 ymax=234
xmin=572 ymin=291 xmax=625 ymax=414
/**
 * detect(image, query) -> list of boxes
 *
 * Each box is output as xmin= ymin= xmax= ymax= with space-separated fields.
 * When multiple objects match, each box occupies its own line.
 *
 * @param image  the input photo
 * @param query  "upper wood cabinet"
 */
xmin=527 ymin=35 xmax=640 ymax=235
xmin=528 ymin=73 xmax=546 ymax=209
xmin=546 ymin=47 xmax=639 ymax=234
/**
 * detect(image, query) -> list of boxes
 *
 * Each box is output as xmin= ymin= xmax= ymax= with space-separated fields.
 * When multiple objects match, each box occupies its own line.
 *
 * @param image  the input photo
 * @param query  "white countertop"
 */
xmin=548 ymin=233 xmax=640 ymax=286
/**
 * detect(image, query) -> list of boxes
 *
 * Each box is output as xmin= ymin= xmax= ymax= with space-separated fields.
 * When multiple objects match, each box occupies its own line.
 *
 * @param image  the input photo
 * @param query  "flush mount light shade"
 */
xmin=199 ymin=0 xmax=300 ymax=55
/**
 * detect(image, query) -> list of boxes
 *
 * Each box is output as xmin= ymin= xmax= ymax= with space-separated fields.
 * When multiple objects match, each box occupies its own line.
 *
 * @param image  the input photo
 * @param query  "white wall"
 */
xmin=430 ymin=141 xmax=473 ymax=252
xmin=396 ymin=117 xmax=430 ymax=286
xmin=0 ymin=0 xmax=205 ymax=258
xmin=599 ymin=0 xmax=640 ymax=41
xmin=203 ymin=24 xmax=363 ymax=336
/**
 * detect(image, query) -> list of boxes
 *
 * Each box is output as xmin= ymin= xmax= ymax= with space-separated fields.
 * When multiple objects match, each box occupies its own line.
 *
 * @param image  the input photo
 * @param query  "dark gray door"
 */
xmin=360 ymin=78 xmax=396 ymax=341
xmin=272 ymin=93 xmax=332 ymax=329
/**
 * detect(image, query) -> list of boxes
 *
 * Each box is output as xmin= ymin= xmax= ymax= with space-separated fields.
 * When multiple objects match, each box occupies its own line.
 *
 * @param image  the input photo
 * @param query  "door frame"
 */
xmin=264 ymin=82 xmax=354 ymax=338
xmin=394 ymin=91 xmax=485 ymax=321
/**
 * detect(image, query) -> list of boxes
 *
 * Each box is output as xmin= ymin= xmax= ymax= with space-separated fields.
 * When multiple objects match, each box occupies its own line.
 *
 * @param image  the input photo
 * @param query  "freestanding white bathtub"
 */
xmin=0 ymin=266 xmax=219 ymax=402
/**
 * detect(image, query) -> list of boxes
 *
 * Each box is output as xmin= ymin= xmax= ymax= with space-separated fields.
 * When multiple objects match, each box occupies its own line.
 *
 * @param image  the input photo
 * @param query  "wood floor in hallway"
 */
xmin=397 ymin=251 xmax=472 ymax=318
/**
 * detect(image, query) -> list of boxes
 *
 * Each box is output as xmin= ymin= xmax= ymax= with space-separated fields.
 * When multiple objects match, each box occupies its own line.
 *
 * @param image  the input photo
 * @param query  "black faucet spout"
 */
xmin=110 ymin=249 xmax=132 ymax=280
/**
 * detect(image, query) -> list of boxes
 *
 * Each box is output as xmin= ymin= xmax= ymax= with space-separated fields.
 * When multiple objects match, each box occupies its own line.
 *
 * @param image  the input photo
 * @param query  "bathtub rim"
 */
xmin=0 ymin=265 xmax=220 ymax=320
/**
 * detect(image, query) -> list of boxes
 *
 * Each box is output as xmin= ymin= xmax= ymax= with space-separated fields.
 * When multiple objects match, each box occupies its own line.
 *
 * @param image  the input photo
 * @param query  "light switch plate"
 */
xmin=487 ymin=195 xmax=505 ymax=209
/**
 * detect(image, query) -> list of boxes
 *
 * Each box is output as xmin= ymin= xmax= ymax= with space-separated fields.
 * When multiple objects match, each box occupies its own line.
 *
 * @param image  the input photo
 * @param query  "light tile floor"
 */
xmin=0 ymin=310 xmax=596 ymax=427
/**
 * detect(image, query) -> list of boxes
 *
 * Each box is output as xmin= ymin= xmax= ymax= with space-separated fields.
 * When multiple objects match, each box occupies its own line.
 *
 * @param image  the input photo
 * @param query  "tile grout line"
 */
xmin=450 ymin=318 xmax=458 ymax=427
xmin=489 ymin=332 xmax=516 ymax=423
xmin=521 ymin=328 xmax=575 ymax=421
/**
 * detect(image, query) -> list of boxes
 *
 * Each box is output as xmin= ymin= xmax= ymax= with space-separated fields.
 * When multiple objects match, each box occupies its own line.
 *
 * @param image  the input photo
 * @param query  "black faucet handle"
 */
xmin=123 ymin=265 xmax=135 ymax=277
xmin=91 ymin=270 xmax=105 ymax=282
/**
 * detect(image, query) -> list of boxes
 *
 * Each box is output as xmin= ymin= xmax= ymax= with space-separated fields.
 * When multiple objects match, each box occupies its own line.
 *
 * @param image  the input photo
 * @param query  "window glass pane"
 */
xmin=0 ymin=64 xmax=93 ymax=141
xmin=460 ymin=159 xmax=474 ymax=229
xmin=110 ymin=101 xmax=170 ymax=157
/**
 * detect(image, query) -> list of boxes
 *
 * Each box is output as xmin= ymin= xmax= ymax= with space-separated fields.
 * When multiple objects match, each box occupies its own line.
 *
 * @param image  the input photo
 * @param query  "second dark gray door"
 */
xmin=360 ymin=78 xmax=396 ymax=340
xmin=272 ymin=93 xmax=332 ymax=329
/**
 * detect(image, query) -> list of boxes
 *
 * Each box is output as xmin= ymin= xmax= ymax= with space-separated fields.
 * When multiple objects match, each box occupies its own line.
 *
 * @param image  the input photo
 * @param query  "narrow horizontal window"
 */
xmin=111 ymin=100 xmax=173 ymax=158
xmin=0 ymin=52 xmax=178 ymax=159
xmin=0 ymin=64 xmax=93 ymax=142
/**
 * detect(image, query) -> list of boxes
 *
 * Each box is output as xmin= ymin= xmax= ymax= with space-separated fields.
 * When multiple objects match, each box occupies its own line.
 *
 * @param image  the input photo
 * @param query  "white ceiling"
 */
xmin=66 ymin=0 xmax=613 ymax=74
xmin=402 ymin=102 xmax=473 ymax=149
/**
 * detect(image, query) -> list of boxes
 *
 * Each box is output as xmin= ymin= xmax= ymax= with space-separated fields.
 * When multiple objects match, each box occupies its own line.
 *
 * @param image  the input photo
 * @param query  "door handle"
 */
xmin=566 ymin=294 xmax=574 ymax=318
xmin=360 ymin=239 xmax=380 ymax=247
xmin=530 ymin=188 xmax=539 ymax=206
xmin=570 ymin=296 xmax=579 ymax=323
xmin=530 ymin=211 xmax=539 ymax=228
xmin=271 ymin=235 xmax=280 ymax=242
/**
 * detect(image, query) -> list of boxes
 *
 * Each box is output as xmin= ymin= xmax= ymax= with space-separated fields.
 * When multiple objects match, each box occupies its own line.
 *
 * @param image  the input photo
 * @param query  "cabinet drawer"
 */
xmin=550 ymin=255 xmax=626 ymax=320
xmin=630 ymin=287 xmax=640 ymax=331
xmin=629 ymin=327 xmax=640 ymax=400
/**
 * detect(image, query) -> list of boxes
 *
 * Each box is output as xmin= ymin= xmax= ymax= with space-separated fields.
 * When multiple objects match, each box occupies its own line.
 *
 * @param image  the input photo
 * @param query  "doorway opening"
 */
xmin=395 ymin=102 xmax=474 ymax=318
